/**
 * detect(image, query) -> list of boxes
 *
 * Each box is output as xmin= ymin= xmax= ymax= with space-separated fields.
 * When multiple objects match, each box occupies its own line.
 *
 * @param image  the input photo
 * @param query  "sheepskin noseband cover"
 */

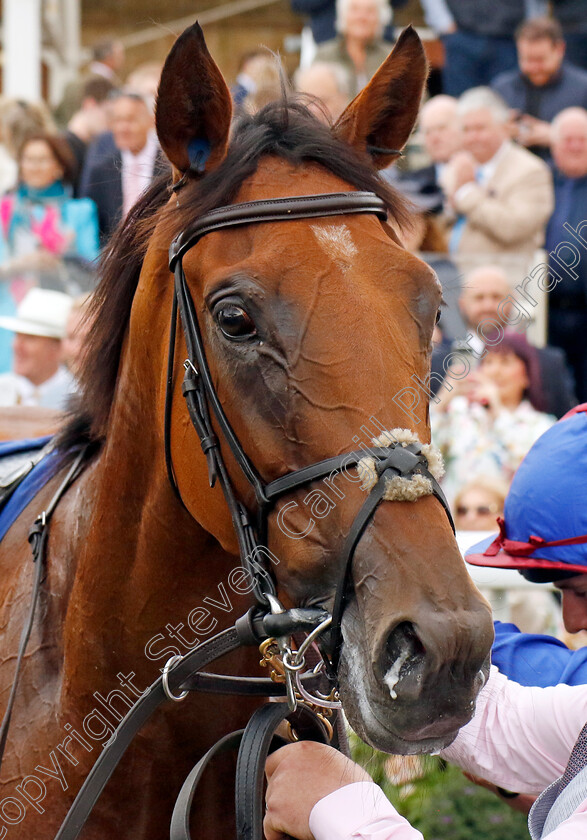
xmin=357 ymin=430 xmax=444 ymax=502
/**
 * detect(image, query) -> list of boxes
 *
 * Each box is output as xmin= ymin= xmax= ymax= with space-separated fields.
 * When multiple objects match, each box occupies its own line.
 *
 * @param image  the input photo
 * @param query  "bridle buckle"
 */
xmin=375 ymin=444 xmax=424 ymax=478
xmin=258 ymin=638 xmax=286 ymax=684
xmin=183 ymin=358 xmax=198 ymax=377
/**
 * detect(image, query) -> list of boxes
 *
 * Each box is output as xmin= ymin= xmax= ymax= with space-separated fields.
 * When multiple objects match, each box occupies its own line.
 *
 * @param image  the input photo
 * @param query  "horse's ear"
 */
xmin=333 ymin=26 xmax=427 ymax=169
xmin=155 ymin=22 xmax=232 ymax=178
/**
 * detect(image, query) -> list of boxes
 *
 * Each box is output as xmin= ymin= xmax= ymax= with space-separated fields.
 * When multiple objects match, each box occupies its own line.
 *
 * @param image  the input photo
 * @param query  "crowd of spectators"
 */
xmin=0 ymin=4 xmax=585 ymax=522
xmin=0 ymin=40 xmax=166 ymax=410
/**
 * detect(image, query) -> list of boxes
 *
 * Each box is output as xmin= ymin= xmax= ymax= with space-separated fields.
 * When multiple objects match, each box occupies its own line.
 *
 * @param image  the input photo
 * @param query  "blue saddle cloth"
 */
xmin=0 ymin=436 xmax=60 ymax=542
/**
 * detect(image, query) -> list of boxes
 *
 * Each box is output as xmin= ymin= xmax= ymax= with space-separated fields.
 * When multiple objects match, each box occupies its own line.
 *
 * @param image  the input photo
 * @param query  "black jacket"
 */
xmin=81 ymin=147 xmax=169 ymax=243
xmin=446 ymin=0 xmax=525 ymax=38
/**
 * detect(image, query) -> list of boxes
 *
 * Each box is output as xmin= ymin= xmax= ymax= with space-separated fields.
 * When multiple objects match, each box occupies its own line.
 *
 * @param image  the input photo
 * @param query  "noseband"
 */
xmin=165 ymin=191 xmax=455 ymax=673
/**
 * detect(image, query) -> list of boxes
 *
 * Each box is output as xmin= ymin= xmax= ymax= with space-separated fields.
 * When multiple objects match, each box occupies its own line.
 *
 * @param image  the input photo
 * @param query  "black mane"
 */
xmin=57 ymin=98 xmax=408 ymax=456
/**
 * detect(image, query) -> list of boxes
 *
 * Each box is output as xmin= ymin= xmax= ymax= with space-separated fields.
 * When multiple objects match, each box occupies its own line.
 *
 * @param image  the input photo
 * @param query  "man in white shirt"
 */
xmin=115 ymin=95 xmax=160 ymax=217
xmin=0 ymin=288 xmax=75 ymax=410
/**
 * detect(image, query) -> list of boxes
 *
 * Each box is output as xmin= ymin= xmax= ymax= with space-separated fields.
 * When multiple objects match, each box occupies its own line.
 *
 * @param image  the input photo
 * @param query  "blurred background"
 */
xmin=0 ymin=0 xmax=438 ymax=104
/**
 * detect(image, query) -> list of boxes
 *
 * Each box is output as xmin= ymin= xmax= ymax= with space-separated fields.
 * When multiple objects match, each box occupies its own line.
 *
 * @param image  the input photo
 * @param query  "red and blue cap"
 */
xmin=466 ymin=404 xmax=587 ymax=582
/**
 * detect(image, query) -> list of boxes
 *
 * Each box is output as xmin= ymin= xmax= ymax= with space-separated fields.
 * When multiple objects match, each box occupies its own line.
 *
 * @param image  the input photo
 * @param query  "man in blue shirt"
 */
xmin=260 ymin=404 xmax=587 ymax=835
xmin=466 ymin=403 xmax=587 ymax=686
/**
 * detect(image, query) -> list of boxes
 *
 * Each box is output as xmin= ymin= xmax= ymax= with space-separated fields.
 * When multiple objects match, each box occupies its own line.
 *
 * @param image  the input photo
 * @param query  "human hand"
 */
xmin=434 ymin=374 xmax=474 ymax=412
xmin=264 ymin=742 xmax=371 ymax=840
xmin=441 ymin=152 xmax=477 ymax=201
xmin=506 ymin=110 xmax=522 ymax=140
xmin=440 ymin=23 xmax=457 ymax=35
xmin=467 ymin=373 xmax=502 ymax=415
xmin=515 ymin=115 xmax=552 ymax=148
xmin=463 ymin=772 xmax=536 ymax=815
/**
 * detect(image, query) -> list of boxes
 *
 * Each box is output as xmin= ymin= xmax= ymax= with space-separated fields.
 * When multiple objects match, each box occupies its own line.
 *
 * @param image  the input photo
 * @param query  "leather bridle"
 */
xmin=165 ymin=190 xmax=455 ymax=671
xmin=4 ymin=191 xmax=456 ymax=840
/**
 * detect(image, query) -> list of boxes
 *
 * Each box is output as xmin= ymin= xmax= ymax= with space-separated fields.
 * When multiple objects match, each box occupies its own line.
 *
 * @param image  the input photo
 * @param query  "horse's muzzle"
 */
xmin=337 ymin=597 xmax=493 ymax=754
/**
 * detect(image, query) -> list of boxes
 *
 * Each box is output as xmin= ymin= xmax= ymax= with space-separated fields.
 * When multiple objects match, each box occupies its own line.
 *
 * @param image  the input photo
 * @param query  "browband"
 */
xmin=169 ymin=192 xmax=388 ymax=269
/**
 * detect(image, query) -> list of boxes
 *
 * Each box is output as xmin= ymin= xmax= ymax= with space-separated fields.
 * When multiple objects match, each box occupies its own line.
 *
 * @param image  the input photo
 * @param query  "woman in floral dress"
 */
xmin=432 ymin=332 xmax=557 ymax=504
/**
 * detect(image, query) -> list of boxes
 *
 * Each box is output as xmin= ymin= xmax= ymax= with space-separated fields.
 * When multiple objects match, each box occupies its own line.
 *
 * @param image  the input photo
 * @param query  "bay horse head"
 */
xmin=79 ymin=24 xmax=493 ymax=758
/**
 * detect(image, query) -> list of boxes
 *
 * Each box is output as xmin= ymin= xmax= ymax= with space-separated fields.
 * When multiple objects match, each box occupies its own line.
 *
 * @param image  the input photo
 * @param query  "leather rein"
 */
xmin=1 ymin=191 xmax=455 ymax=840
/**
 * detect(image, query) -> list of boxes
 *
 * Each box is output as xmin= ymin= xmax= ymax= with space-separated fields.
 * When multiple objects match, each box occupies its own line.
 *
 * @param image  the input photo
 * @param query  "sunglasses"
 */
xmin=456 ymin=503 xmax=500 ymax=517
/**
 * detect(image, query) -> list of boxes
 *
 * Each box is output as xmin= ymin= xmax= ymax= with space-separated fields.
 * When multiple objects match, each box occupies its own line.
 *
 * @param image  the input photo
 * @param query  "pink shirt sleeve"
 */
xmin=442 ymin=666 xmax=587 ymax=795
xmin=308 ymin=668 xmax=587 ymax=840
xmin=309 ymin=782 xmax=423 ymax=840
xmin=541 ymin=801 xmax=587 ymax=839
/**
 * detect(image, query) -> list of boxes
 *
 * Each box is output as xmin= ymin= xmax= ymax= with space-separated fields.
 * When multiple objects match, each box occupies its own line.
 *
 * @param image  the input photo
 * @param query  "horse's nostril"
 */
xmin=380 ymin=622 xmax=426 ymax=699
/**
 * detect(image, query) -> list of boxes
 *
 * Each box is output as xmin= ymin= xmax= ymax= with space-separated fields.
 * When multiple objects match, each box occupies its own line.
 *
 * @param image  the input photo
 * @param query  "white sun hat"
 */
xmin=0 ymin=288 xmax=73 ymax=339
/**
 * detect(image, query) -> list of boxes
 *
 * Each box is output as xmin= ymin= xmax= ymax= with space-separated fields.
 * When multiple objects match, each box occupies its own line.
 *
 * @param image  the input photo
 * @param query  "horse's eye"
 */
xmin=215 ymin=303 xmax=257 ymax=340
xmin=435 ymin=309 xmax=441 ymax=325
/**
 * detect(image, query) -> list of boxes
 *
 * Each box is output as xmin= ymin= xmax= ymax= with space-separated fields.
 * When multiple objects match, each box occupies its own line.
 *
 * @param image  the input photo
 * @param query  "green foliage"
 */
xmin=350 ymin=733 xmax=530 ymax=840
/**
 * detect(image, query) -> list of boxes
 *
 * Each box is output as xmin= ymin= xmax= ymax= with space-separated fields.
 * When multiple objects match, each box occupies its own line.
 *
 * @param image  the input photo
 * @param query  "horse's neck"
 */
xmin=66 ymin=353 xmax=242 ymax=691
